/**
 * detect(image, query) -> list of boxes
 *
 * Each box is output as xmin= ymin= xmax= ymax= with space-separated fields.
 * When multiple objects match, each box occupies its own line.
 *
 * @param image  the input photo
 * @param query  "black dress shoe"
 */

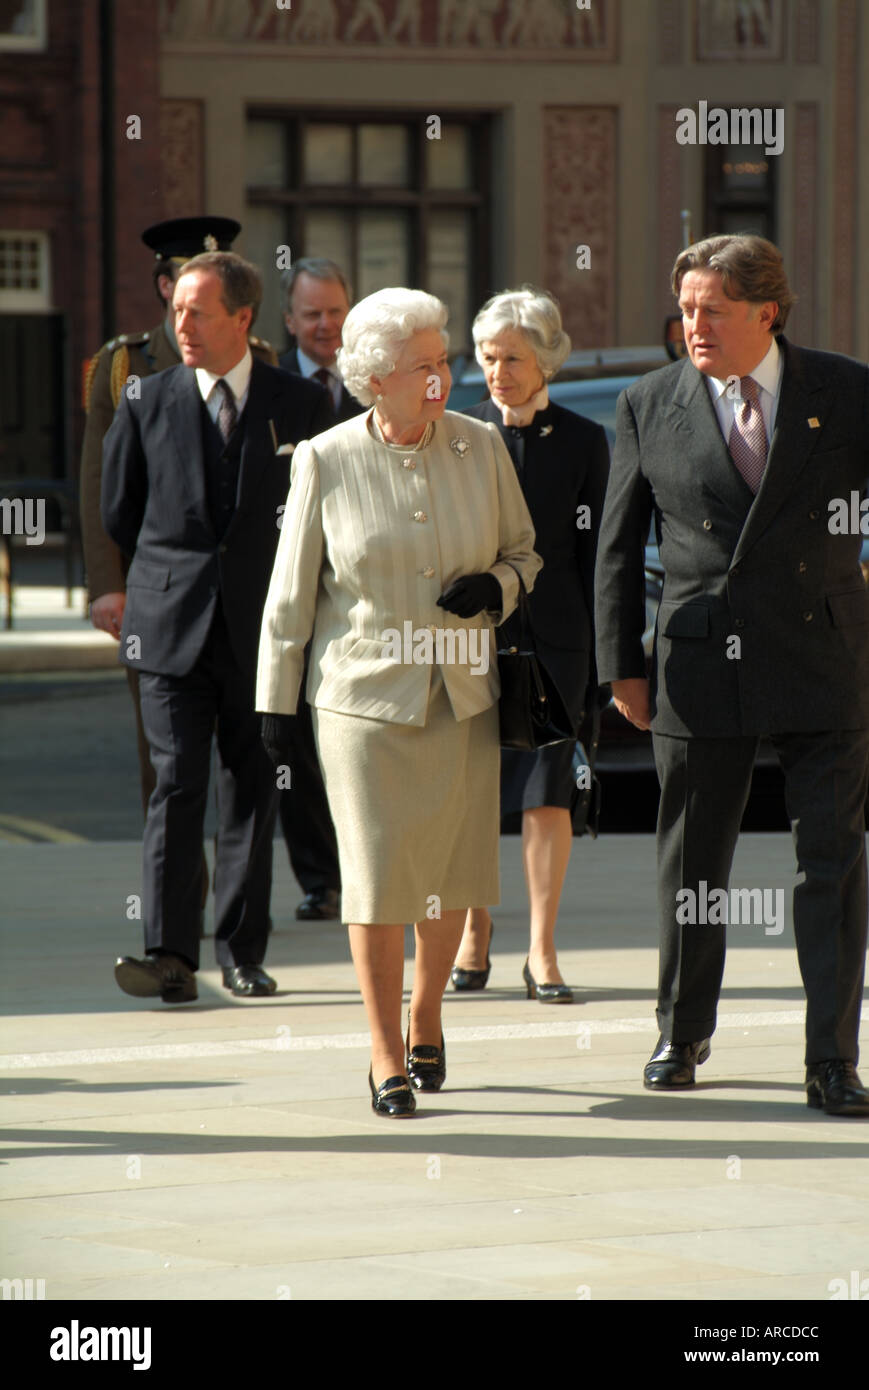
xmin=296 ymin=888 xmax=340 ymax=921
xmin=406 ymin=1033 xmax=447 ymax=1092
xmin=643 ymin=1036 xmax=711 ymax=1089
xmin=806 ymin=1060 xmax=869 ymax=1116
xmin=115 ymin=953 xmax=197 ymax=1003
xmin=522 ymin=959 xmax=574 ymax=1004
xmin=451 ymin=920 xmax=493 ymax=992
xmin=368 ymin=1070 xmax=416 ymax=1117
xmin=222 ymin=964 xmax=277 ymax=997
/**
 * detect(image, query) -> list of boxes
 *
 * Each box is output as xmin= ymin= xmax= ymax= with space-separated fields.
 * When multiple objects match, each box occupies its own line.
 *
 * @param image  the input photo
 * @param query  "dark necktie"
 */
xmin=216 ymin=378 xmax=237 ymax=443
xmin=728 ymin=376 xmax=768 ymax=493
xmin=314 ymin=368 xmax=335 ymax=406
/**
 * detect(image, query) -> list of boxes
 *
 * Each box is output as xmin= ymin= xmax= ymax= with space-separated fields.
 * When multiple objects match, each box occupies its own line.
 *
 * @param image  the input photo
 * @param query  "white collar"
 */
xmin=195 ymin=347 xmax=252 ymax=405
xmin=296 ymin=347 xmax=339 ymax=382
xmin=708 ymin=337 xmax=780 ymax=401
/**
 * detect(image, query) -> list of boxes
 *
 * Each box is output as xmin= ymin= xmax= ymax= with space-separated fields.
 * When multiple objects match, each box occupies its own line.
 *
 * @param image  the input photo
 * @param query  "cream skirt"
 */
xmin=311 ymin=672 xmax=500 ymax=924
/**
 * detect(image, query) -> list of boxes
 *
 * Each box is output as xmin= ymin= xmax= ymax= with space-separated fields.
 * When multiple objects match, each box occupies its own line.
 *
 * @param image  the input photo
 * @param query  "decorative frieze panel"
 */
xmin=542 ymin=107 xmax=616 ymax=348
xmin=160 ymin=0 xmax=618 ymax=58
xmin=695 ymin=0 xmax=785 ymax=61
xmin=160 ymin=99 xmax=204 ymax=220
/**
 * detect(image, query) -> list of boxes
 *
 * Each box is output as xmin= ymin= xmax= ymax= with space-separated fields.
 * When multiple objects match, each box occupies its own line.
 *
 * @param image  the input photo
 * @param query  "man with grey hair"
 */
xmin=102 ymin=252 xmax=334 ymax=1002
xmin=278 ymin=257 xmax=364 ymax=921
xmin=596 ymin=233 xmax=869 ymax=1116
xmin=279 ymin=259 xmax=364 ymax=426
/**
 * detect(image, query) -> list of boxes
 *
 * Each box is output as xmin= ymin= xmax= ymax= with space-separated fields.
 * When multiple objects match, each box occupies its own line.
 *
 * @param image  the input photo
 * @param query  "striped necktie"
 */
xmin=728 ymin=376 xmax=767 ymax=493
xmin=216 ymin=378 xmax=237 ymax=443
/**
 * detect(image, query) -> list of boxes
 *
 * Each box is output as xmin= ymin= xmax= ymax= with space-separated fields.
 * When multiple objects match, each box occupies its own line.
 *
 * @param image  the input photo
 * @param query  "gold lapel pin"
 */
xmin=808 ymin=417 xmax=820 ymax=429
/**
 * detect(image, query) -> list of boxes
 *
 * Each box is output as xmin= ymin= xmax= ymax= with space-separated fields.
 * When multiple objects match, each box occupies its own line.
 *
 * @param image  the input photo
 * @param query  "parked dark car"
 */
xmin=448 ymin=361 xmax=661 ymax=772
xmin=449 ymin=354 xmax=869 ymax=824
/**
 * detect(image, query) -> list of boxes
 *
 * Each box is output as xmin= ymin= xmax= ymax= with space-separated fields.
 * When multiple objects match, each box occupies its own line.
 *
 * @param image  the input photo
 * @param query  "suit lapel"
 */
xmin=672 ymin=359 xmax=755 ymax=519
xmin=166 ymin=367 xmax=212 ymax=532
xmin=232 ymin=359 xmax=278 ymax=528
xmin=732 ymin=338 xmax=831 ymax=565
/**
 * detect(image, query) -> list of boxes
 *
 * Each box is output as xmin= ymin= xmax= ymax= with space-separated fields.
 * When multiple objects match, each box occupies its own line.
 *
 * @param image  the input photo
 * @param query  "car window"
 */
xmin=447 ymin=373 xmax=638 ymax=441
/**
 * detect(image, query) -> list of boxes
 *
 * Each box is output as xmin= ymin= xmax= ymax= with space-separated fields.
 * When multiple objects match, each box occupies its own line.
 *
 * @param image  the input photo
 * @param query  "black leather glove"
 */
xmin=436 ymin=573 xmax=501 ymax=619
xmin=260 ymin=713 xmax=295 ymax=768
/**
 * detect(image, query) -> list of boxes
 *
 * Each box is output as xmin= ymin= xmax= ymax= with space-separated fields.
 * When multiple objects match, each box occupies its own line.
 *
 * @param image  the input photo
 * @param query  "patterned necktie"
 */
xmin=728 ymin=376 xmax=767 ymax=493
xmin=314 ymin=367 xmax=335 ymax=407
xmin=216 ymin=378 xmax=237 ymax=443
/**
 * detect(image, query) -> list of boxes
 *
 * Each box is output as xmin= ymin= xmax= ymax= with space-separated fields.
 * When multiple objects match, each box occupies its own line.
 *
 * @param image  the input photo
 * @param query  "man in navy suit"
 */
xmin=279 ymin=258 xmax=364 ymax=426
xmin=596 ymin=234 xmax=869 ymax=1115
xmin=277 ymin=258 xmax=364 ymax=921
xmin=102 ymin=251 xmax=334 ymax=1001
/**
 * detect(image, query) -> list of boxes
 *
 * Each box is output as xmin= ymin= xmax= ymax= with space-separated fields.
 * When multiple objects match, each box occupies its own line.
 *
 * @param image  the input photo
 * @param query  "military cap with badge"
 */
xmin=83 ymin=216 xmax=276 ymax=412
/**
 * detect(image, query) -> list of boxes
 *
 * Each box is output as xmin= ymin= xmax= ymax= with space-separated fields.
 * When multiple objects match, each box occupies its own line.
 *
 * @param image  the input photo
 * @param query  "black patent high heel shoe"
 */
xmin=523 ymin=958 xmax=574 ymax=1004
xmin=368 ymin=1069 xmax=416 ymax=1117
xmin=406 ymin=1022 xmax=447 ymax=1092
xmin=450 ymin=919 xmax=494 ymax=992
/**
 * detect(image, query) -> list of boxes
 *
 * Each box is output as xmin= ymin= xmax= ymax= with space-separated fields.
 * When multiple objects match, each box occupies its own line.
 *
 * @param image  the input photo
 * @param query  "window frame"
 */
xmin=245 ymin=108 xmax=492 ymax=355
xmin=0 ymin=0 xmax=47 ymax=51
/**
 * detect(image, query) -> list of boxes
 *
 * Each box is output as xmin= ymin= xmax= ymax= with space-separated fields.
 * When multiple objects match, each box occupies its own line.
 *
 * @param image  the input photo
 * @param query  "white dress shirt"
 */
xmin=705 ymin=337 xmax=782 ymax=446
xmin=195 ymin=347 xmax=253 ymax=423
xmin=296 ymin=346 xmax=343 ymax=413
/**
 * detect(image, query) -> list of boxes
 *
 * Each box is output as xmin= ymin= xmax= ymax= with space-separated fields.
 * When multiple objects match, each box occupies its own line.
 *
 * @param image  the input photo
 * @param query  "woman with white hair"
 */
xmin=451 ymin=287 xmax=610 ymax=1002
xmin=257 ymin=287 xmax=541 ymax=1115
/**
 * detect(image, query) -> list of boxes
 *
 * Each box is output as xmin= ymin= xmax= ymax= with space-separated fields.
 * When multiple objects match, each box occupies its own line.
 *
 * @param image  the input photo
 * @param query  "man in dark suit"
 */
xmin=278 ymin=257 xmax=365 ymax=427
xmin=276 ymin=258 xmax=365 ymax=920
xmin=102 ymin=251 xmax=334 ymax=1002
xmin=596 ymin=234 xmax=869 ymax=1115
xmin=81 ymin=216 xmax=277 ymax=822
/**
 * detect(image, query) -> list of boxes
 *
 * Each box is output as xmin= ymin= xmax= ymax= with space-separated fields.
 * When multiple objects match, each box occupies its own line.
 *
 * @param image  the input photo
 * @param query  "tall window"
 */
xmin=705 ymin=144 xmax=777 ymax=241
xmin=244 ymin=111 xmax=491 ymax=354
xmin=0 ymin=0 xmax=47 ymax=49
xmin=0 ymin=231 xmax=51 ymax=310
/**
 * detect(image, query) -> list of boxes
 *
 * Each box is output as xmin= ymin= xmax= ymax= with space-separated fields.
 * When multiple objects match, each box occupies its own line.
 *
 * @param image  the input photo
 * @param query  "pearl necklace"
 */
xmin=370 ymin=411 xmax=434 ymax=452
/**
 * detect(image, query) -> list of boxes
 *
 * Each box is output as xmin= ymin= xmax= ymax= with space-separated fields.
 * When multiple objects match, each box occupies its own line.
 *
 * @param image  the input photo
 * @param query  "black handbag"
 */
xmin=496 ymin=573 xmax=576 ymax=750
xmin=570 ymin=706 xmax=602 ymax=839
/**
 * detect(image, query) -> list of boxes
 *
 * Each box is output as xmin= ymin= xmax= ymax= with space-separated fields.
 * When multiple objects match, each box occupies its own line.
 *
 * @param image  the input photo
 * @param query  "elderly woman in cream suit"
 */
xmin=257 ymin=288 xmax=541 ymax=1117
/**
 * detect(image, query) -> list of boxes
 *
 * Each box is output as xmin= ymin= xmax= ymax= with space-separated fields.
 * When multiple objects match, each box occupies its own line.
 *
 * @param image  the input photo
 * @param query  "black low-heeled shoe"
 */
xmin=450 ymin=920 xmax=494 ymax=992
xmin=406 ymin=1030 xmax=447 ymax=1092
xmin=368 ymin=1069 xmax=417 ymax=1117
xmin=523 ymin=958 xmax=574 ymax=1004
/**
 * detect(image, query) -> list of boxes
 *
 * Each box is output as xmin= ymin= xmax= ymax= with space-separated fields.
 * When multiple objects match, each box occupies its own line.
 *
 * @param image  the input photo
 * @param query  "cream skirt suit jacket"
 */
xmin=256 ymin=408 xmax=542 ymax=924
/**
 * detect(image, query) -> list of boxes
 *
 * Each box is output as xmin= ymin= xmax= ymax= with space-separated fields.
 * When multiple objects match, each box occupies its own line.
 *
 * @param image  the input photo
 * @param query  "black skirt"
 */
xmin=500 ymin=739 xmax=576 ymax=815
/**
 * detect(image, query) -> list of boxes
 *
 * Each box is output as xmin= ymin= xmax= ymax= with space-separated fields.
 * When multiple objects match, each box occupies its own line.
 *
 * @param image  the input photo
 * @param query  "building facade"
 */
xmin=0 ymin=0 xmax=866 ymax=481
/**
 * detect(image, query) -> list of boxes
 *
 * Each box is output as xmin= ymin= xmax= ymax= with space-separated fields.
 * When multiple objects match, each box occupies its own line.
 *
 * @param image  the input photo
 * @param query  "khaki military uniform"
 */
xmin=79 ymin=321 xmax=277 ymax=814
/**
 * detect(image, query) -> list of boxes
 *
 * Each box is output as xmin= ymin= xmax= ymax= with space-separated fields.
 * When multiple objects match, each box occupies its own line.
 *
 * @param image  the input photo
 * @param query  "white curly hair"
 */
xmin=337 ymin=288 xmax=449 ymax=406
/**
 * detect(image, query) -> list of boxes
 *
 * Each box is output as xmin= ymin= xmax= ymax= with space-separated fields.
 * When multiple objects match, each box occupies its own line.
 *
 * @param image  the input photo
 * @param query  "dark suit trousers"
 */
xmin=277 ymin=642 xmax=341 ymax=895
xmin=138 ymin=605 xmax=278 ymax=969
xmin=125 ymin=666 xmax=209 ymax=908
xmin=653 ymin=729 xmax=869 ymax=1063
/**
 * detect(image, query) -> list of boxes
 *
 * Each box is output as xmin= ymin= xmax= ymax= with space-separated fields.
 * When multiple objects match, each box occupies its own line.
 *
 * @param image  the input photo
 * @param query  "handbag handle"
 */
xmin=498 ymin=563 xmax=537 ymax=655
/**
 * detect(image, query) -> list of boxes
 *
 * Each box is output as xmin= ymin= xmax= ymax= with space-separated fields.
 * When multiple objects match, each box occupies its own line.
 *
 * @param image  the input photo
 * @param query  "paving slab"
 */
xmin=1 ymin=832 xmax=868 ymax=1306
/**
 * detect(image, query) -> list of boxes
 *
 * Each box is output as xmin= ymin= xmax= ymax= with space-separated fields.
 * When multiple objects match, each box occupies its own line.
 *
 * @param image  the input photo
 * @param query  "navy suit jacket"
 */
xmin=101 ymin=358 xmax=334 ymax=685
xmin=278 ymin=346 xmax=364 ymax=424
xmin=595 ymin=337 xmax=869 ymax=736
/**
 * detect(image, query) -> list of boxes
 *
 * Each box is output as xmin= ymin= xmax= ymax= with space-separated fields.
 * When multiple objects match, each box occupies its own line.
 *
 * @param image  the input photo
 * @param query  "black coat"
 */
xmin=463 ymin=397 xmax=610 ymax=725
xmin=595 ymin=336 xmax=869 ymax=736
xmin=101 ymin=358 xmax=334 ymax=684
xmin=278 ymin=347 xmax=365 ymax=424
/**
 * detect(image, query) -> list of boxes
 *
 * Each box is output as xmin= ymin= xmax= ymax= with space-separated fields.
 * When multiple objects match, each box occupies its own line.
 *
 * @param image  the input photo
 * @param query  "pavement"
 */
xmin=0 ymin=585 xmax=117 ymax=674
xmin=1 ymin=587 xmax=868 ymax=1304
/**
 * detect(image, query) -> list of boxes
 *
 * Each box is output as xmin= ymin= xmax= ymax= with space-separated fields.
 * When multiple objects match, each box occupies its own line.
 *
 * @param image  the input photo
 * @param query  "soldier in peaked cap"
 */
xmin=79 ymin=218 xmax=279 ymax=926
